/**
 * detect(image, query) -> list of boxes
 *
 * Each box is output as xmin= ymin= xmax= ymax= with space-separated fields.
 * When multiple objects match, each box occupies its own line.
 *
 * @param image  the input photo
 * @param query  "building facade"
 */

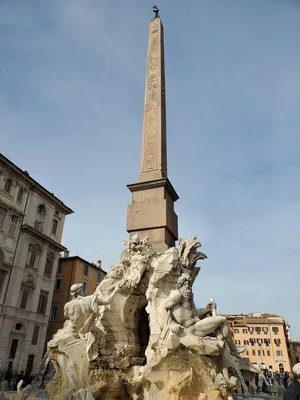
xmin=289 ymin=341 xmax=300 ymax=365
xmin=46 ymin=254 xmax=106 ymax=344
xmin=225 ymin=313 xmax=291 ymax=371
xmin=0 ymin=154 xmax=73 ymax=376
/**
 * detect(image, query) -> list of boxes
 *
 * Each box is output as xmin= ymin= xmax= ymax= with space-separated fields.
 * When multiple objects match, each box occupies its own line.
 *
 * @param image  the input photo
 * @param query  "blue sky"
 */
xmin=1 ymin=1 xmax=300 ymax=338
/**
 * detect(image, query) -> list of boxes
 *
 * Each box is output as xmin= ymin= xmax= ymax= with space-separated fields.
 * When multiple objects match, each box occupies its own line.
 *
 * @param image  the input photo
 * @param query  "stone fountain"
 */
xmin=22 ymin=235 xmax=255 ymax=400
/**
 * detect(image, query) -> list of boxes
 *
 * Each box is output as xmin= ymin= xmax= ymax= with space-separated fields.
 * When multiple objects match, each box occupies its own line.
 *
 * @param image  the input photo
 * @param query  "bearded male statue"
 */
xmin=161 ymin=273 xmax=242 ymax=357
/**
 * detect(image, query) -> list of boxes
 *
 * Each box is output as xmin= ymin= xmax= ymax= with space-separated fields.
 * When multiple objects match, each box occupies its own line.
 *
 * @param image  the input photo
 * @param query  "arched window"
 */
xmin=17 ymin=187 xmax=24 ymax=202
xmin=4 ymin=178 xmax=12 ymax=194
xmin=34 ymin=205 xmax=46 ymax=232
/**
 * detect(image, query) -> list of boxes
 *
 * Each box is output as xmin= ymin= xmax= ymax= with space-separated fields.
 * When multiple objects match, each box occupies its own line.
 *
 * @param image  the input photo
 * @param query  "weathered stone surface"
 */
xmin=28 ymin=235 xmax=255 ymax=399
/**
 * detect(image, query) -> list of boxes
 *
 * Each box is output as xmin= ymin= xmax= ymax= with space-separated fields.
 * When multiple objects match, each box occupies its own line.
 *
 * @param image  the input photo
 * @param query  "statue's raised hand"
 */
xmin=207 ymin=298 xmax=216 ymax=310
xmin=170 ymin=323 xmax=182 ymax=334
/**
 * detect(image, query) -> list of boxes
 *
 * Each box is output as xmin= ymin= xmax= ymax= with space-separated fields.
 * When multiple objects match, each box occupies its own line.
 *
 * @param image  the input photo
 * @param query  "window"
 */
xmin=0 ymin=207 xmax=6 ymax=229
xmin=57 ymin=260 xmax=63 ymax=273
xmin=258 ymin=350 xmax=265 ymax=356
xmin=250 ymin=338 xmax=256 ymax=345
xmin=46 ymin=332 xmax=52 ymax=344
xmin=37 ymin=291 xmax=48 ymax=315
xmin=272 ymin=327 xmax=279 ymax=335
xmin=255 ymin=327 xmax=261 ymax=334
xmin=97 ymin=270 xmax=103 ymax=281
xmin=17 ymin=188 xmax=24 ymax=202
xmin=28 ymin=248 xmax=37 ymax=268
xmin=267 ymin=350 xmax=271 ymax=357
xmin=50 ymin=304 xmax=59 ymax=320
xmin=15 ymin=323 xmax=23 ymax=331
xmin=235 ymin=340 xmax=241 ymax=345
xmin=248 ymin=327 xmax=254 ymax=334
xmin=276 ymin=350 xmax=283 ymax=357
xmin=4 ymin=178 xmax=12 ymax=194
xmin=246 ymin=351 xmax=249 ymax=356
xmin=242 ymin=329 xmax=248 ymax=334
xmin=8 ymin=215 xmax=18 ymax=236
xmin=274 ymin=339 xmax=281 ymax=347
xmin=20 ymin=288 xmax=30 ymax=309
xmin=252 ymin=350 xmax=256 ymax=356
xmin=0 ymin=269 xmax=8 ymax=301
xmin=264 ymin=339 xmax=270 ymax=346
xmin=263 ymin=327 xmax=268 ymax=334
xmin=83 ymin=264 xmax=89 ymax=276
xmin=52 ymin=219 xmax=58 ymax=235
xmin=9 ymin=339 xmax=18 ymax=359
xmin=82 ymin=281 xmax=87 ymax=293
xmin=55 ymin=278 xmax=63 ymax=290
xmin=257 ymin=339 xmax=262 ymax=345
xmin=244 ymin=340 xmax=249 ymax=345
xmin=31 ymin=326 xmax=39 ymax=345
xmin=25 ymin=355 xmax=35 ymax=376
xmin=44 ymin=257 xmax=54 ymax=277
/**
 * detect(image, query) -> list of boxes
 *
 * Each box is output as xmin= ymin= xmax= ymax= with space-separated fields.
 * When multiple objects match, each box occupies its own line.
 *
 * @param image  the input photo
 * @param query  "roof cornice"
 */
xmin=21 ymin=224 xmax=66 ymax=252
xmin=0 ymin=154 xmax=73 ymax=215
xmin=127 ymin=177 xmax=179 ymax=202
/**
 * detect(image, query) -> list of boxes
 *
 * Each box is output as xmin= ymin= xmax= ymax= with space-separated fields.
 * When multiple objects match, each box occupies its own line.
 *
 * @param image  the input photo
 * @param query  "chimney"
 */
xmin=64 ymin=250 xmax=70 ymax=258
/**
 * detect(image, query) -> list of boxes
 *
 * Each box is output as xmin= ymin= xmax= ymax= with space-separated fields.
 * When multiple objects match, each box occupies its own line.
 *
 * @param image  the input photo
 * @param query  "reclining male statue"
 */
xmin=160 ymin=273 xmax=243 ymax=357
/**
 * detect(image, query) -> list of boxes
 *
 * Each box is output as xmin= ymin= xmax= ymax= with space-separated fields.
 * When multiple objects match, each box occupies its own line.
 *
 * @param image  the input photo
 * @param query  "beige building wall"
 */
xmin=225 ymin=313 xmax=291 ymax=372
xmin=0 ymin=154 xmax=73 ymax=376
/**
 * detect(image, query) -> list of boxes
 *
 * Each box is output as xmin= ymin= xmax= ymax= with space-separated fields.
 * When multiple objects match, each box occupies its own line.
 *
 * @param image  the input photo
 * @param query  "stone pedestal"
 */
xmin=127 ymin=178 xmax=178 ymax=251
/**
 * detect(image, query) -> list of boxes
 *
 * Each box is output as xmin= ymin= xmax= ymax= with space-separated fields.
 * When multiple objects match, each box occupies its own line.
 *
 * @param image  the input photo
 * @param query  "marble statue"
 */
xmin=160 ymin=273 xmax=242 ymax=357
xmin=41 ymin=236 xmax=257 ymax=400
xmin=48 ymin=282 xmax=120 ymax=361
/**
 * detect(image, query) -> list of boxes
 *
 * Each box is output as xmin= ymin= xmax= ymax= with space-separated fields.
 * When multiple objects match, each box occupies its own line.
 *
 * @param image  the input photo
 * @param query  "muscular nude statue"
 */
xmin=64 ymin=283 xmax=119 ymax=336
xmin=161 ymin=274 xmax=241 ymax=357
xmin=50 ymin=282 xmax=119 ymax=344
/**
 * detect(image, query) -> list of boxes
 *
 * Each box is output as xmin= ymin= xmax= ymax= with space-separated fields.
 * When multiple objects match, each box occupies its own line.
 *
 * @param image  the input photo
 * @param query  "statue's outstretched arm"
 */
xmin=99 ymin=285 xmax=120 ymax=305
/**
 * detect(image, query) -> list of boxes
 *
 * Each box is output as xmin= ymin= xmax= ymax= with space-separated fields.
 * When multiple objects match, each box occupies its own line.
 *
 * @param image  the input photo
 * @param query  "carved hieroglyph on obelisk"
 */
xmin=127 ymin=12 xmax=179 ymax=252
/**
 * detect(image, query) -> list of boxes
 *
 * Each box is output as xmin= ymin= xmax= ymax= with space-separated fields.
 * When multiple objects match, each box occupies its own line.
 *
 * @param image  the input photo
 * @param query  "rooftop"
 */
xmin=0 ymin=153 xmax=73 ymax=215
xmin=59 ymin=255 xmax=107 ymax=274
xmin=224 ymin=313 xmax=285 ymax=325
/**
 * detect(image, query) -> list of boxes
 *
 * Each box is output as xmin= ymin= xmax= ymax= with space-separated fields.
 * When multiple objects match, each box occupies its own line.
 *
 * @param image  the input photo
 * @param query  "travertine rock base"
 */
xmin=141 ymin=348 xmax=221 ymax=400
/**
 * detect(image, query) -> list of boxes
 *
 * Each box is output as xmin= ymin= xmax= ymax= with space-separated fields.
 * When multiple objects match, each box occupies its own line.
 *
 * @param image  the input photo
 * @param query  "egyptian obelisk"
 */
xmin=127 ymin=7 xmax=179 ymax=252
